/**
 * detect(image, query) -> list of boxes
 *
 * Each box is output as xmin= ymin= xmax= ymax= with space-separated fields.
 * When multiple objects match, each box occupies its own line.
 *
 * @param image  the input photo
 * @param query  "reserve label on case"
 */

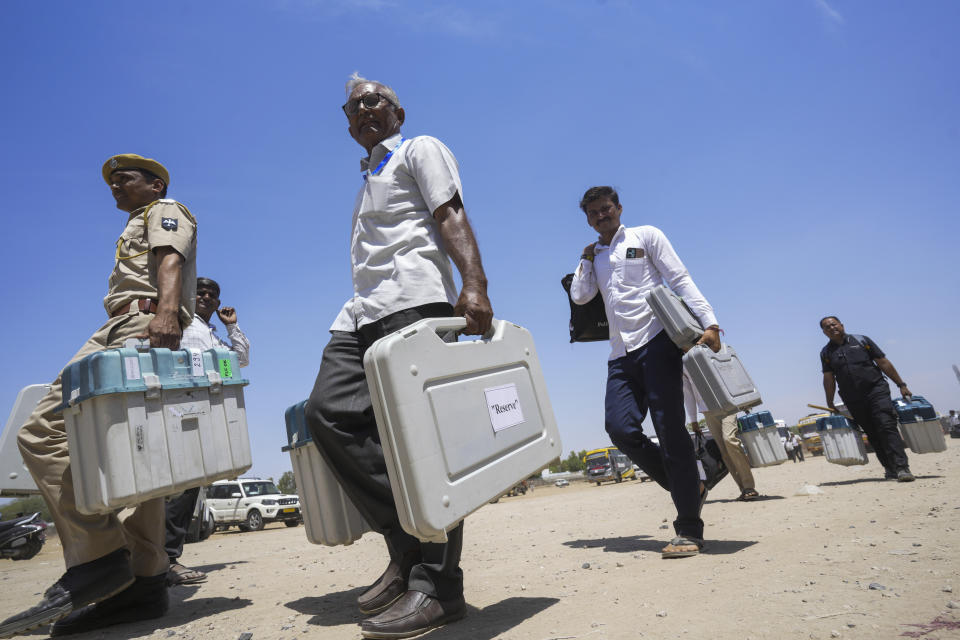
xmin=484 ymin=383 xmax=526 ymax=433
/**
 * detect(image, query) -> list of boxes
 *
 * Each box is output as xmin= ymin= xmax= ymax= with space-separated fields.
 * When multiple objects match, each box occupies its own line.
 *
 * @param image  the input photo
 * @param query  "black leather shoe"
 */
xmin=897 ymin=468 xmax=915 ymax=482
xmin=357 ymin=554 xmax=417 ymax=615
xmin=51 ymin=573 xmax=168 ymax=636
xmin=0 ymin=548 xmax=133 ymax=638
xmin=360 ymin=590 xmax=466 ymax=639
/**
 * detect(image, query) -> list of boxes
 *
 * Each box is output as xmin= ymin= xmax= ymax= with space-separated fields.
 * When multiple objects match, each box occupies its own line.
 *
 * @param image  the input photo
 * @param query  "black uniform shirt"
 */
xmin=820 ymin=334 xmax=886 ymax=397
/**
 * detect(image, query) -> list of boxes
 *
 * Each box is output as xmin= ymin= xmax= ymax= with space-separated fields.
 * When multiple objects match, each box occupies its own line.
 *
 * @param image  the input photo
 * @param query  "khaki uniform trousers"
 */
xmin=702 ymin=412 xmax=755 ymax=492
xmin=17 ymin=310 xmax=168 ymax=576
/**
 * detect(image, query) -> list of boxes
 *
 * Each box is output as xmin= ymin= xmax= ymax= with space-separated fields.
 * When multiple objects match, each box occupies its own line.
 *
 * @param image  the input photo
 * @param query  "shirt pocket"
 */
xmin=364 ymin=174 xmax=396 ymax=214
xmin=116 ymin=229 xmax=149 ymax=262
xmin=620 ymin=256 xmax=648 ymax=284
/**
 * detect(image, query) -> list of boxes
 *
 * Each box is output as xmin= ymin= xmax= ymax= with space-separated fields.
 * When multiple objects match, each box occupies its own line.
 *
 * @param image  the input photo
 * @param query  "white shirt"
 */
xmin=331 ymin=133 xmax=461 ymax=331
xmin=682 ymin=370 xmax=707 ymax=424
xmin=570 ymin=225 xmax=718 ymax=360
xmin=179 ymin=314 xmax=250 ymax=367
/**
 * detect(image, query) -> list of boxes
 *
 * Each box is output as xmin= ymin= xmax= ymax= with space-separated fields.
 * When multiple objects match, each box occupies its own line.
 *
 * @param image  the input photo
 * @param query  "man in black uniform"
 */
xmin=820 ymin=316 xmax=914 ymax=482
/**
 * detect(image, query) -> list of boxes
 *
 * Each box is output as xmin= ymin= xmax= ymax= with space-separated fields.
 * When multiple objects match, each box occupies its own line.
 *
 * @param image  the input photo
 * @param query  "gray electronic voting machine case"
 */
xmin=683 ymin=343 xmax=762 ymax=414
xmin=363 ymin=317 xmax=562 ymax=543
xmin=645 ymin=285 xmax=703 ymax=351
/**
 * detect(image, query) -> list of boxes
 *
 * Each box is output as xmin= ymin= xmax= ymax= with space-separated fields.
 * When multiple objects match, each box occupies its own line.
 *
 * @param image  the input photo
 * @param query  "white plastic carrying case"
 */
xmin=283 ymin=401 xmax=372 ymax=546
xmin=893 ymin=396 xmax=946 ymax=454
xmin=817 ymin=415 xmax=868 ymax=466
xmin=0 ymin=384 xmax=49 ymax=496
xmin=682 ymin=344 xmax=762 ymax=414
xmin=736 ymin=411 xmax=787 ymax=468
xmin=363 ymin=317 xmax=562 ymax=543
xmin=58 ymin=345 xmax=252 ymax=515
xmin=644 ymin=285 xmax=703 ymax=351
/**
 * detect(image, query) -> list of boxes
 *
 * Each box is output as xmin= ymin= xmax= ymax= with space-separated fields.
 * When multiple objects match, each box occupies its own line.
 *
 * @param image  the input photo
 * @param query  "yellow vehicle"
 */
xmin=583 ymin=447 xmax=636 ymax=485
xmin=797 ymin=413 xmax=830 ymax=456
xmin=797 ymin=412 xmax=874 ymax=456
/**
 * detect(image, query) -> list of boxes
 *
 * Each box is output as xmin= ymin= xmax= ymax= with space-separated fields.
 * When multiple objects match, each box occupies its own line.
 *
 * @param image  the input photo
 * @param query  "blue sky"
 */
xmin=1 ymin=0 xmax=958 ymax=484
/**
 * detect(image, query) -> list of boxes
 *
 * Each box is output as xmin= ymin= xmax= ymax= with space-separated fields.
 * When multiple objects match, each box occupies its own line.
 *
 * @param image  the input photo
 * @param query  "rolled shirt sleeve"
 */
xmin=225 ymin=323 xmax=250 ymax=367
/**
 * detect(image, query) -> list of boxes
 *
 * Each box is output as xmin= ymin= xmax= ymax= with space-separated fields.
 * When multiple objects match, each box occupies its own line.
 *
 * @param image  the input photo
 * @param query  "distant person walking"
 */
xmin=791 ymin=433 xmax=804 ymax=462
xmin=570 ymin=186 xmax=721 ymax=558
xmin=682 ymin=372 xmax=759 ymax=500
xmin=819 ymin=316 xmax=913 ymax=482
xmin=785 ymin=433 xmax=797 ymax=462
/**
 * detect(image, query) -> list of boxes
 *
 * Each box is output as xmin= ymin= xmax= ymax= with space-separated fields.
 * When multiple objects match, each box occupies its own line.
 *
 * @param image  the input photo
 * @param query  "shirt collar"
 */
xmin=595 ymin=225 xmax=627 ymax=250
xmin=359 ymin=133 xmax=403 ymax=172
xmin=194 ymin=314 xmax=217 ymax=331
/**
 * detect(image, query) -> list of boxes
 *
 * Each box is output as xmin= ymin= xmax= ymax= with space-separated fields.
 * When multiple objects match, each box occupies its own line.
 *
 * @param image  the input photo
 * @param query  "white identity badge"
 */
xmin=124 ymin=356 xmax=141 ymax=381
xmin=189 ymin=349 xmax=204 ymax=377
xmin=484 ymin=383 xmax=525 ymax=433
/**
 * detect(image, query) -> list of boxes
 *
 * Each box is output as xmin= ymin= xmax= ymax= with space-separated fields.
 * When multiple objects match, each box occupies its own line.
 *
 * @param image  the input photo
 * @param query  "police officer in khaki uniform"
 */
xmin=0 ymin=155 xmax=197 ymax=638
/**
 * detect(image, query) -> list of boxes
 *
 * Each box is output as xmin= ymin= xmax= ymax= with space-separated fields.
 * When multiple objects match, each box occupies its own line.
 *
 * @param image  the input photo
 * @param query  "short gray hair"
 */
xmin=345 ymin=71 xmax=401 ymax=108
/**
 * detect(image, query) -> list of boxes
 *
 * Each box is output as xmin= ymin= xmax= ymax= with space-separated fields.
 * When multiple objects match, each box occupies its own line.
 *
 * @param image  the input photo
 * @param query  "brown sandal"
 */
xmin=661 ymin=536 xmax=703 ymax=559
xmin=737 ymin=489 xmax=759 ymax=501
xmin=167 ymin=562 xmax=207 ymax=586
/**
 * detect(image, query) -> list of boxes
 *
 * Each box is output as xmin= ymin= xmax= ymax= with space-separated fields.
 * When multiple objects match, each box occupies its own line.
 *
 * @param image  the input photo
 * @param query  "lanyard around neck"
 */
xmin=365 ymin=137 xmax=405 ymax=181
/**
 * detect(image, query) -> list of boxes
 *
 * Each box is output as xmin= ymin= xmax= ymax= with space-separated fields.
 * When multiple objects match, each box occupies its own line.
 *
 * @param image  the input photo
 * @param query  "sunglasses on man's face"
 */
xmin=342 ymin=92 xmax=395 ymax=116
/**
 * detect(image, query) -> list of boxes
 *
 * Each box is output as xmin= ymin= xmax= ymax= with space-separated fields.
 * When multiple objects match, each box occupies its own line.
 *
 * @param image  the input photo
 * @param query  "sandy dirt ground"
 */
xmin=2 ymin=440 xmax=959 ymax=640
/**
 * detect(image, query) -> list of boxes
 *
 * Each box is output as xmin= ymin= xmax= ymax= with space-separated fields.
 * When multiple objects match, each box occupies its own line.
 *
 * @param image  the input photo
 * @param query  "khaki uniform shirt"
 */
xmin=103 ymin=198 xmax=198 ymax=327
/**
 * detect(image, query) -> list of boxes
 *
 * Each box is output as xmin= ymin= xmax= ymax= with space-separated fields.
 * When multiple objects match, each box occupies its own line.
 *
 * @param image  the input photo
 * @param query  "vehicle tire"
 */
xmin=245 ymin=510 xmax=265 ymax=532
xmin=11 ymin=537 xmax=43 ymax=561
xmin=200 ymin=516 xmax=215 ymax=541
xmin=284 ymin=520 xmax=299 ymax=528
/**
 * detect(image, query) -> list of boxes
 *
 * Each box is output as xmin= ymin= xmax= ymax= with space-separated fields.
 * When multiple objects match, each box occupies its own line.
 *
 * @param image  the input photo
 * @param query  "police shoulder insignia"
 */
xmin=161 ymin=217 xmax=178 ymax=231
xmin=626 ymin=248 xmax=644 ymax=259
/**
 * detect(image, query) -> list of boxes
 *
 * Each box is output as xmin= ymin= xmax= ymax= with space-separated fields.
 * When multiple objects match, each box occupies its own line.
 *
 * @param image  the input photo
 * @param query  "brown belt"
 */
xmin=110 ymin=298 xmax=159 ymax=318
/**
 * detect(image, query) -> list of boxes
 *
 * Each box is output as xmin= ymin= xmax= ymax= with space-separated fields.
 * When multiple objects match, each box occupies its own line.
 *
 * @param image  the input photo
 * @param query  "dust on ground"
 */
xmin=2 ymin=440 xmax=959 ymax=640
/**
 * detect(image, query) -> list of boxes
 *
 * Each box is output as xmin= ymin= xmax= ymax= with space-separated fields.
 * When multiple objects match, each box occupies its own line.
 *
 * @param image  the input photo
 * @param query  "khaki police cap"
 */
xmin=102 ymin=154 xmax=170 ymax=187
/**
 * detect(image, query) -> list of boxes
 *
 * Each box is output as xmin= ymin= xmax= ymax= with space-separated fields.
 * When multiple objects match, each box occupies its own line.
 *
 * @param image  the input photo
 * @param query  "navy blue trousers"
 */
xmin=605 ymin=331 xmax=703 ymax=539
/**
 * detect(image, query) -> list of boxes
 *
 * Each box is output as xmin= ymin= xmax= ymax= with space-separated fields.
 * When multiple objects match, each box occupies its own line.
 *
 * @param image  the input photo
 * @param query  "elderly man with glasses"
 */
xmin=303 ymin=73 xmax=493 ymax=639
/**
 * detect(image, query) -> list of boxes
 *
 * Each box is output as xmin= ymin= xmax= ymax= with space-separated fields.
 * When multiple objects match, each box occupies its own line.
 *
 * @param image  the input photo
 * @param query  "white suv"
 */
xmin=206 ymin=478 xmax=301 ymax=532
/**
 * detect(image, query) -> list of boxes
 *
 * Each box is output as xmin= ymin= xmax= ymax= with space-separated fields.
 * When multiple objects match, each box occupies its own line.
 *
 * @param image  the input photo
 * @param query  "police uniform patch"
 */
xmin=626 ymin=248 xmax=644 ymax=259
xmin=161 ymin=217 xmax=178 ymax=231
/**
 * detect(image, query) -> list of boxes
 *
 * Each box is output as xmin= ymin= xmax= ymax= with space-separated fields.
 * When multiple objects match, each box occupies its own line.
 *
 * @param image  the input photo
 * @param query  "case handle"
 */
xmin=411 ymin=317 xmax=505 ymax=343
xmin=123 ymin=338 xmax=152 ymax=352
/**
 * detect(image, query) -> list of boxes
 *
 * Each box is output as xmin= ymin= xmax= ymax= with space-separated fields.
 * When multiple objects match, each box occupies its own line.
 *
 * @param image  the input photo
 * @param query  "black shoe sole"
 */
xmin=0 ymin=576 xmax=134 ymax=639
xmin=50 ymin=603 xmax=167 ymax=637
xmin=361 ymin=607 xmax=466 ymax=639
xmin=0 ymin=602 xmax=73 ymax=639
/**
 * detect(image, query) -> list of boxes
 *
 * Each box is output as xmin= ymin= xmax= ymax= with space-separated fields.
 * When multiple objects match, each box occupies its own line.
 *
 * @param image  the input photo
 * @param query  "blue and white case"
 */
xmin=60 ymin=346 xmax=251 ymax=515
